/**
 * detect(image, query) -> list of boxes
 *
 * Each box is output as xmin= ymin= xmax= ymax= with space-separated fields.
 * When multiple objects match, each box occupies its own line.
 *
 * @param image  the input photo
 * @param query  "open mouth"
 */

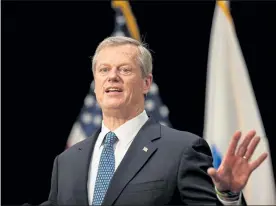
xmin=105 ymin=87 xmax=123 ymax=93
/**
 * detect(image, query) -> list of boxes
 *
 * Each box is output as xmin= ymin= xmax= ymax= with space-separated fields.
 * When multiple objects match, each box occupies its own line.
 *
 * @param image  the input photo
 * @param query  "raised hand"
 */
xmin=207 ymin=130 xmax=268 ymax=193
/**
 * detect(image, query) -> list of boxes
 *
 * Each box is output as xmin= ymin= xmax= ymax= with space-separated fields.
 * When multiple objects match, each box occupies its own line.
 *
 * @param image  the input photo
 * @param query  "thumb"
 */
xmin=207 ymin=167 xmax=220 ymax=184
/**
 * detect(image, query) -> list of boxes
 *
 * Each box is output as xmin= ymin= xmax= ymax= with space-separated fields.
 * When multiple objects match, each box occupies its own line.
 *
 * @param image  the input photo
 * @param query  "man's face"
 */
xmin=93 ymin=44 xmax=152 ymax=112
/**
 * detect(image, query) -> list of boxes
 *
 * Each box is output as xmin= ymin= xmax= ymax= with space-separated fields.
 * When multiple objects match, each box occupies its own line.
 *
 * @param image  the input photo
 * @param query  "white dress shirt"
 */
xmin=87 ymin=110 xmax=149 ymax=205
xmin=87 ymin=110 xmax=240 ymax=205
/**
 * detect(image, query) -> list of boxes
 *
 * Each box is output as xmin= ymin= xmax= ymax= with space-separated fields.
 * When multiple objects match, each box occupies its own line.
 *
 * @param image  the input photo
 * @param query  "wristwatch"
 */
xmin=215 ymin=187 xmax=240 ymax=200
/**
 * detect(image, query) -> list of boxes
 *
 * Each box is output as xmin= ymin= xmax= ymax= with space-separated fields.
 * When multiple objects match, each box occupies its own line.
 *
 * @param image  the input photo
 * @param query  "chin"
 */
xmin=103 ymin=101 xmax=124 ymax=110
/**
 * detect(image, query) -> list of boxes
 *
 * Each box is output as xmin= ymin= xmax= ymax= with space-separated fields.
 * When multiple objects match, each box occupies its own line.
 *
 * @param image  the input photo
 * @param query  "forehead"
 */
xmin=96 ymin=44 xmax=139 ymax=66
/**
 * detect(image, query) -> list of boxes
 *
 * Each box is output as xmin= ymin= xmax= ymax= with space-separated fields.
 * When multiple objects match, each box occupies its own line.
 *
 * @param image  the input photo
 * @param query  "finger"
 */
xmin=207 ymin=167 xmax=220 ymax=183
xmin=244 ymin=136 xmax=260 ymax=160
xmin=225 ymin=130 xmax=242 ymax=157
xmin=250 ymin=153 xmax=268 ymax=171
xmin=236 ymin=130 xmax=256 ymax=157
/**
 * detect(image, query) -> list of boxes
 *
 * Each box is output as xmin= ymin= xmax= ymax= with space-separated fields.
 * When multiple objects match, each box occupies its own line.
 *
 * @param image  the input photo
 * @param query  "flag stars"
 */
xmin=145 ymin=99 xmax=155 ymax=111
xmin=82 ymin=112 xmax=93 ymax=124
xmin=84 ymin=95 xmax=95 ymax=107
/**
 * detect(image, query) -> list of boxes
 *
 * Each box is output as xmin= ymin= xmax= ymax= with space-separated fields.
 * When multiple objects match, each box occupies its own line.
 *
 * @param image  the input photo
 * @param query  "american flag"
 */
xmin=66 ymin=1 xmax=171 ymax=148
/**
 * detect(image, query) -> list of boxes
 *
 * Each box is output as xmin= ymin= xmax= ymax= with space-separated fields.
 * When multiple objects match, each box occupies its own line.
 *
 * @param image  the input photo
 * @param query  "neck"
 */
xmin=102 ymin=106 xmax=144 ymax=131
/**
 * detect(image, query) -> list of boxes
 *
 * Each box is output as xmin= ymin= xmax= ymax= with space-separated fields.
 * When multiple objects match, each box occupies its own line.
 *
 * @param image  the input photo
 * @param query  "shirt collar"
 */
xmin=99 ymin=110 xmax=149 ymax=148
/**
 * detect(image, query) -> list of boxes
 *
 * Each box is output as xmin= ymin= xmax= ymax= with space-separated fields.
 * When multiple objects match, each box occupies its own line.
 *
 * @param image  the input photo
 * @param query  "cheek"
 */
xmin=94 ymin=84 xmax=104 ymax=100
xmin=125 ymin=80 xmax=144 ymax=96
xmin=94 ymin=79 xmax=104 ymax=92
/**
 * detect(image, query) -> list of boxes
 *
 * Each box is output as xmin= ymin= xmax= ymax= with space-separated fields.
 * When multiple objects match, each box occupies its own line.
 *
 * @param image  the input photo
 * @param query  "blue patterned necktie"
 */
xmin=92 ymin=131 xmax=118 ymax=206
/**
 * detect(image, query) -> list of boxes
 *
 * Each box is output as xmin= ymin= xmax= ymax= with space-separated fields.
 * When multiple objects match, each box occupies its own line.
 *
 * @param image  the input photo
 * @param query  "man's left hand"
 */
xmin=207 ymin=130 xmax=268 ymax=193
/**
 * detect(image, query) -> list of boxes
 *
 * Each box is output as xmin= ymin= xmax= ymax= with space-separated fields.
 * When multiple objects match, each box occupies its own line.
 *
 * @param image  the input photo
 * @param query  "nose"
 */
xmin=107 ymin=67 xmax=119 ymax=82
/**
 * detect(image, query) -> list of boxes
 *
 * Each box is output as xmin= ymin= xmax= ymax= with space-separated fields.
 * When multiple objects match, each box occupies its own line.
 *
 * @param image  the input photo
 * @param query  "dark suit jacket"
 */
xmin=47 ymin=117 xmax=222 ymax=205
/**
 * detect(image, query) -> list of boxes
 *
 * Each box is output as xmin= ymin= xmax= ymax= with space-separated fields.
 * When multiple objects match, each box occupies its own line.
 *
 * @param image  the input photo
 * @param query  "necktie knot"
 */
xmin=104 ymin=131 xmax=117 ymax=146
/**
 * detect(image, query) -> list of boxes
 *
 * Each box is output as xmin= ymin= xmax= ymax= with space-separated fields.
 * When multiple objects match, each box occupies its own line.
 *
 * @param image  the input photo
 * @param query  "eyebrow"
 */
xmin=98 ymin=63 xmax=132 ymax=68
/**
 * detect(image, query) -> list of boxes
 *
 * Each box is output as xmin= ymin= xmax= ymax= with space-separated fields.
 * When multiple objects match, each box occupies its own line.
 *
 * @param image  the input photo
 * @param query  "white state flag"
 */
xmin=203 ymin=1 xmax=276 ymax=205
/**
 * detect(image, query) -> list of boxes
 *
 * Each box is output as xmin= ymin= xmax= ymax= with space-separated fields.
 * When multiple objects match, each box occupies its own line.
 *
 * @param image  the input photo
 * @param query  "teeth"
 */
xmin=107 ymin=88 xmax=120 ymax=92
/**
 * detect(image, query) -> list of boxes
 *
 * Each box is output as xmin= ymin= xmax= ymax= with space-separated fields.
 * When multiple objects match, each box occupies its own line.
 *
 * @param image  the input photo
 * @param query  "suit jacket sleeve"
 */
xmin=47 ymin=156 xmax=59 ymax=205
xmin=177 ymin=137 xmax=222 ymax=205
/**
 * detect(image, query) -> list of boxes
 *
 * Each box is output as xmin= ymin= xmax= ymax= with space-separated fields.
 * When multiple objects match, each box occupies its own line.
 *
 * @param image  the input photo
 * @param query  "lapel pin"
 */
xmin=143 ymin=147 xmax=148 ymax=152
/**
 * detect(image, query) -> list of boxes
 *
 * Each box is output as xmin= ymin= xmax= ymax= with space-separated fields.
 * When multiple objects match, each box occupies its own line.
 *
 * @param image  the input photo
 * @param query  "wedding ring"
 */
xmin=243 ymin=156 xmax=247 ymax=160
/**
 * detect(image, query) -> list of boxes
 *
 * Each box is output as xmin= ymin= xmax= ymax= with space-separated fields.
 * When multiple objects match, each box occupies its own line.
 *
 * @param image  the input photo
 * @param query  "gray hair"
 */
xmin=91 ymin=36 xmax=153 ymax=77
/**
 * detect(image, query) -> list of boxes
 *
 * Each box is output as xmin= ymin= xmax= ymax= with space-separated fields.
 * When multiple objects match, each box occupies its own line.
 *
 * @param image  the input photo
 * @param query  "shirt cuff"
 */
xmin=217 ymin=192 xmax=242 ymax=205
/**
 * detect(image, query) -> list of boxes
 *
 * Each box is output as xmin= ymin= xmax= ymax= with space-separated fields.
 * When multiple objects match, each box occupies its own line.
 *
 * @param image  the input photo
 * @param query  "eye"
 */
xmin=99 ymin=67 xmax=109 ymax=73
xmin=119 ymin=67 xmax=131 ymax=74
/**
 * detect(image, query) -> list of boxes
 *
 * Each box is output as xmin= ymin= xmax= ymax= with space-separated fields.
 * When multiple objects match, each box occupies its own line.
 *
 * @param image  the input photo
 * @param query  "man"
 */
xmin=46 ymin=36 xmax=267 ymax=205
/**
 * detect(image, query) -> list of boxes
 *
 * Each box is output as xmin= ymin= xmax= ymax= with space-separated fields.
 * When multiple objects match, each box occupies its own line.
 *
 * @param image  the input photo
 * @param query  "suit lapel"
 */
xmin=73 ymin=129 xmax=100 ymax=206
xmin=102 ymin=117 xmax=161 ymax=206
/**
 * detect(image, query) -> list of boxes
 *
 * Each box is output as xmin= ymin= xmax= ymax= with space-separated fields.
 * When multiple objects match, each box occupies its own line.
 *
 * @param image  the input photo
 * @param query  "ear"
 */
xmin=143 ymin=73 xmax=153 ymax=95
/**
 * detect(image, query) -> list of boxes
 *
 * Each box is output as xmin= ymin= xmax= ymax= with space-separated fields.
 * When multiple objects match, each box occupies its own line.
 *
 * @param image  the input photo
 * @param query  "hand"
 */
xmin=207 ymin=130 xmax=268 ymax=193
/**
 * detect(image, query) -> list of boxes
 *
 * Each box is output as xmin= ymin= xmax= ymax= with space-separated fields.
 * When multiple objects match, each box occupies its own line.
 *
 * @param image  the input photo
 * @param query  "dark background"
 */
xmin=2 ymin=1 xmax=276 ymax=205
